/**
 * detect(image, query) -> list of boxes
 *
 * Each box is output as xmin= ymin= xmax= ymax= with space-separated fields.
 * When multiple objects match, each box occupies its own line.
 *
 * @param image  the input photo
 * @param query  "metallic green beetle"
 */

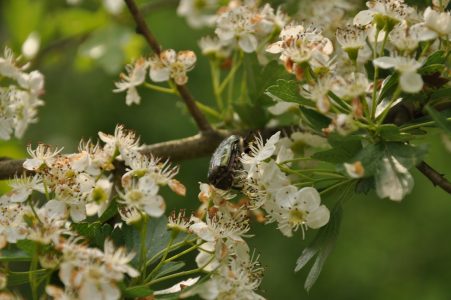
xmin=207 ymin=135 xmax=244 ymax=190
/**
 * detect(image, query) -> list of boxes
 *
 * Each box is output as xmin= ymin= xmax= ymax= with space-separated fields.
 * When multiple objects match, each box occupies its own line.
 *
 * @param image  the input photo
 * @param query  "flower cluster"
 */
xmin=0 ymin=125 xmax=187 ymax=299
xmin=238 ymin=132 xmax=331 ymax=238
xmin=46 ymin=239 xmax=138 ymax=299
xmin=114 ymin=49 xmax=197 ymax=105
xmin=194 ymin=1 xmax=289 ymax=55
xmin=164 ymin=184 xmax=265 ymax=300
xmin=0 ymin=46 xmax=44 ymax=140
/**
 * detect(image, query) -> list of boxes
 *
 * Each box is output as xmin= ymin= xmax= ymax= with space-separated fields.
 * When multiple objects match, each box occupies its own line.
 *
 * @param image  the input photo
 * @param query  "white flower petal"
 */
xmin=373 ymin=56 xmax=397 ymax=69
xmin=353 ymin=10 xmax=374 ymax=25
xmin=238 ymin=34 xmax=258 ymax=53
xmin=306 ymin=205 xmax=330 ymax=229
xmin=399 ymin=72 xmax=423 ymax=93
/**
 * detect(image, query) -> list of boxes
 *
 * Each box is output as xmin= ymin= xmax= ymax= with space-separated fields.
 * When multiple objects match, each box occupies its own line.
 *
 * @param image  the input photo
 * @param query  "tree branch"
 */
xmin=416 ymin=161 xmax=451 ymax=194
xmin=123 ymin=0 xmax=212 ymax=132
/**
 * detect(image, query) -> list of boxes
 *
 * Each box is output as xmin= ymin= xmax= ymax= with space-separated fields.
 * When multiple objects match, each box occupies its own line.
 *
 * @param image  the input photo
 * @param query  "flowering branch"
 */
xmin=123 ymin=0 xmax=212 ymax=132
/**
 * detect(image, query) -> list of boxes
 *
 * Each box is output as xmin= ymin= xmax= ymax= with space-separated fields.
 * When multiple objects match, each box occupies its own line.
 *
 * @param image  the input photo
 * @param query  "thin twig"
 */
xmin=123 ymin=0 xmax=213 ymax=132
xmin=416 ymin=161 xmax=451 ymax=194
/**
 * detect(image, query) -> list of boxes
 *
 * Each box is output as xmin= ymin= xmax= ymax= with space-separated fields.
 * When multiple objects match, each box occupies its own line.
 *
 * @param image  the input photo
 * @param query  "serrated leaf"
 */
xmin=8 ymin=269 xmax=49 ymax=287
xmin=299 ymin=107 xmax=331 ymax=132
xmin=351 ymin=144 xmax=385 ymax=177
xmin=312 ymin=134 xmax=362 ymax=163
xmin=295 ymin=204 xmax=343 ymax=292
xmin=123 ymin=216 xmax=187 ymax=267
xmin=425 ymin=105 xmax=451 ymax=135
xmin=265 ymin=80 xmax=312 ymax=105
xmin=72 ymin=222 xmax=113 ymax=248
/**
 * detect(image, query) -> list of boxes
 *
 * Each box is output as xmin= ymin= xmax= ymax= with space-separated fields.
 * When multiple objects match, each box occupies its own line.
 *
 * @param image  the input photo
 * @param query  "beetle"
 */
xmin=207 ymin=135 xmax=244 ymax=190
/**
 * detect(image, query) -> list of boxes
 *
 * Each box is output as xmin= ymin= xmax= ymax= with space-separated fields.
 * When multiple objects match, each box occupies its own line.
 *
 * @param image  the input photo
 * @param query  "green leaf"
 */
xmin=429 ymin=87 xmax=451 ymax=101
xmin=295 ymin=203 xmax=343 ymax=292
xmin=425 ymin=105 xmax=451 ymax=135
xmin=378 ymin=74 xmax=399 ymax=102
xmin=355 ymin=177 xmax=375 ymax=194
xmin=16 ymin=240 xmax=37 ymax=255
xmin=8 ymin=269 xmax=49 ymax=287
xmin=351 ymin=144 xmax=385 ymax=177
xmin=154 ymin=261 xmax=186 ymax=279
xmin=0 ymin=248 xmax=31 ymax=262
xmin=234 ymin=102 xmax=269 ymax=128
xmin=72 ymin=222 xmax=113 ymax=248
xmin=422 ymin=50 xmax=446 ymax=67
xmin=299 ymin=107 xmax=331 ymax=132
xmin=312 ymin=134 xmax=362 ymax=164
xmin=123 ymin=216 xmax=187 ymax=266
xmin=385 ymin=143 xmax=428 ymax=169
xmin=98 ymin=200 xmax=118 ymax=223
xmin=57 ymin=9 xmax=107 ymax=37
xmin=419 ymin=64 xmax=445 ymax=75
xmin=265 ymin=80 xmax=312 ymax=106
xmin=328 ymin=92 xmax=351 ymax=113
xmin=123 ymin=285 xmax=153 ymax=298
xmin=378 ymin=124 xmax=413 ymax=142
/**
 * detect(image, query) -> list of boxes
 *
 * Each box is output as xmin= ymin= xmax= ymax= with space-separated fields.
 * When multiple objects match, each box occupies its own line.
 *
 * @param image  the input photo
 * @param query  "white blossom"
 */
xmin=373 ymin=56 xmax=424 ymax=93
xmin=113 ymin=58 xmax=148 ymax=106
xmin=149 ymin=49 xmax=197 ymax=85
xmin=411 ymin=7 xmax=451 ymax=41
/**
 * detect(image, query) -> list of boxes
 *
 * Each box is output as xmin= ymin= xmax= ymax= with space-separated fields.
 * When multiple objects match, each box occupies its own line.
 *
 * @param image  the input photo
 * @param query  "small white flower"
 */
xmin=117 ymin=175 xmax=166 ymax=218
xmin=2 ymin=175 xmax=44 ymax=203
xmin=98 ymin=124 xmax=140 ymax=160
xmin=332 ymin=72 xmax=369 ymax=100
xmin=113 ymin=58 xmax=148 ymax=106
xmin=198 ymin=36 xmax=230 ymax=58
xmin=22 ymin=32 xmax=41 ymax=59
xmin=241 ymin=131 xmax=280 ymax=179
xmin=375 ymin=156 xmax=413 ymax=201
xmin=389 ymin=23 xmax=420 ymax=52
xmin=353 ymin=0 xmax=413 ymax=28
xmin=411 ymin=7 xmax=451 ymax=41
xmin=177 ymin=0 xmax=219 ymax=28
xmin=373 ymin=56 xmax=424 ymax=93
xmin=23 ymin=144 xmax=63 ymax=171
xmin=336 ymin=24 xmax=367 ymax=50
xmin=149 ymin=49 xmax=197 ymax=85
xmin=215 ymin=6 xmax=258 ymax=53
xmin=274 ymin=187 xmax=330 ymax=238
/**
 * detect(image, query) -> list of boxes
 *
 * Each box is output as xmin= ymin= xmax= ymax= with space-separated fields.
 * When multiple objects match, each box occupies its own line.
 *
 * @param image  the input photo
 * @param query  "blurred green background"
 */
xmin=1 ymin=0 xmax=450 ymax=299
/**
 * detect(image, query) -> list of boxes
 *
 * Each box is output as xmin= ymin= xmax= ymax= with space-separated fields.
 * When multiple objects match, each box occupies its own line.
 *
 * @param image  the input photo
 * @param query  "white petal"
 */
xmin=373 ymin=56 xmax=397 ymax=69
xmin=238 ymin=34 xmax=258 ymax=53
xmin=23 ymin=158 xmax=42 ymax=170
xmin=44 ymin=200 xmax=67 ymax=219
xmin=296 ymin=187 xmax=321 ymax=212
xmin=70 ymin=204 xmax=86 ymax=222
xmin=149 ymin=66 xmax=170 ymax=82
xmin=125 ymin=87 xmax=141 ymax=105
xmin=353 ymin=10 xmax=374 ymax=25
xmin=9 ymin=188 xmax=30 ymax=203
xmin=143 ymin=195 xmax=166 ymax=217
xmin=267 ymin=101 xmax=298 ymax=115
xmin=306 ymin=205 xmax=330 ymax=229
xmin=160 ymin=49 xmax=176 ymax=65
xmin=177 ymin=51 xmax=196 ymax=68
xmin=190 ymin=222 xmax=215 ymax=242
xmin=400 ymin=72 xmax=423 ymax=93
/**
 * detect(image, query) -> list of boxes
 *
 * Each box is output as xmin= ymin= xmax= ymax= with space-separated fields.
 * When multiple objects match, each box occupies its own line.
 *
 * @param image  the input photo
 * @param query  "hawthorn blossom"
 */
xmin=269 ymin=187 xmax=330 ymax=238
xmin=388 ymin=23 xmax=420 ymax=53
xmin=177 ymin=0 xmax=220 ymax=28
xmin=215 ymin=6 xmax=258 ymax=53
xmin=23 ymin=144 xmax=63 ymax=171
xmin=411 ymin=7 xmax=451 ymax=41
xmin=0 ymin=47 xmax=45 ymax=140
xmin=332 ymin=72 xmax=369 ymax=100
xmin=373 ymin=56 xmax=424 ymax=93
xmin=98 ymin=124 xmax=140 ymax=161
xmin=113 ymin=58 xmax=148 ymax=106
xmin=149 ymin=49 xmax=197 ymax=85
xmin=1 ymin=175 xmax=44 ymax=203
xmin=336 ymin=24 xmax=367 ymax=61
xmin=353 ymin=0 xmax=414 ymax=30
xmin=117 ymin=175 xmax=166 ymax=218
xmin=240 ymin=131 xmax=280 ymax=179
